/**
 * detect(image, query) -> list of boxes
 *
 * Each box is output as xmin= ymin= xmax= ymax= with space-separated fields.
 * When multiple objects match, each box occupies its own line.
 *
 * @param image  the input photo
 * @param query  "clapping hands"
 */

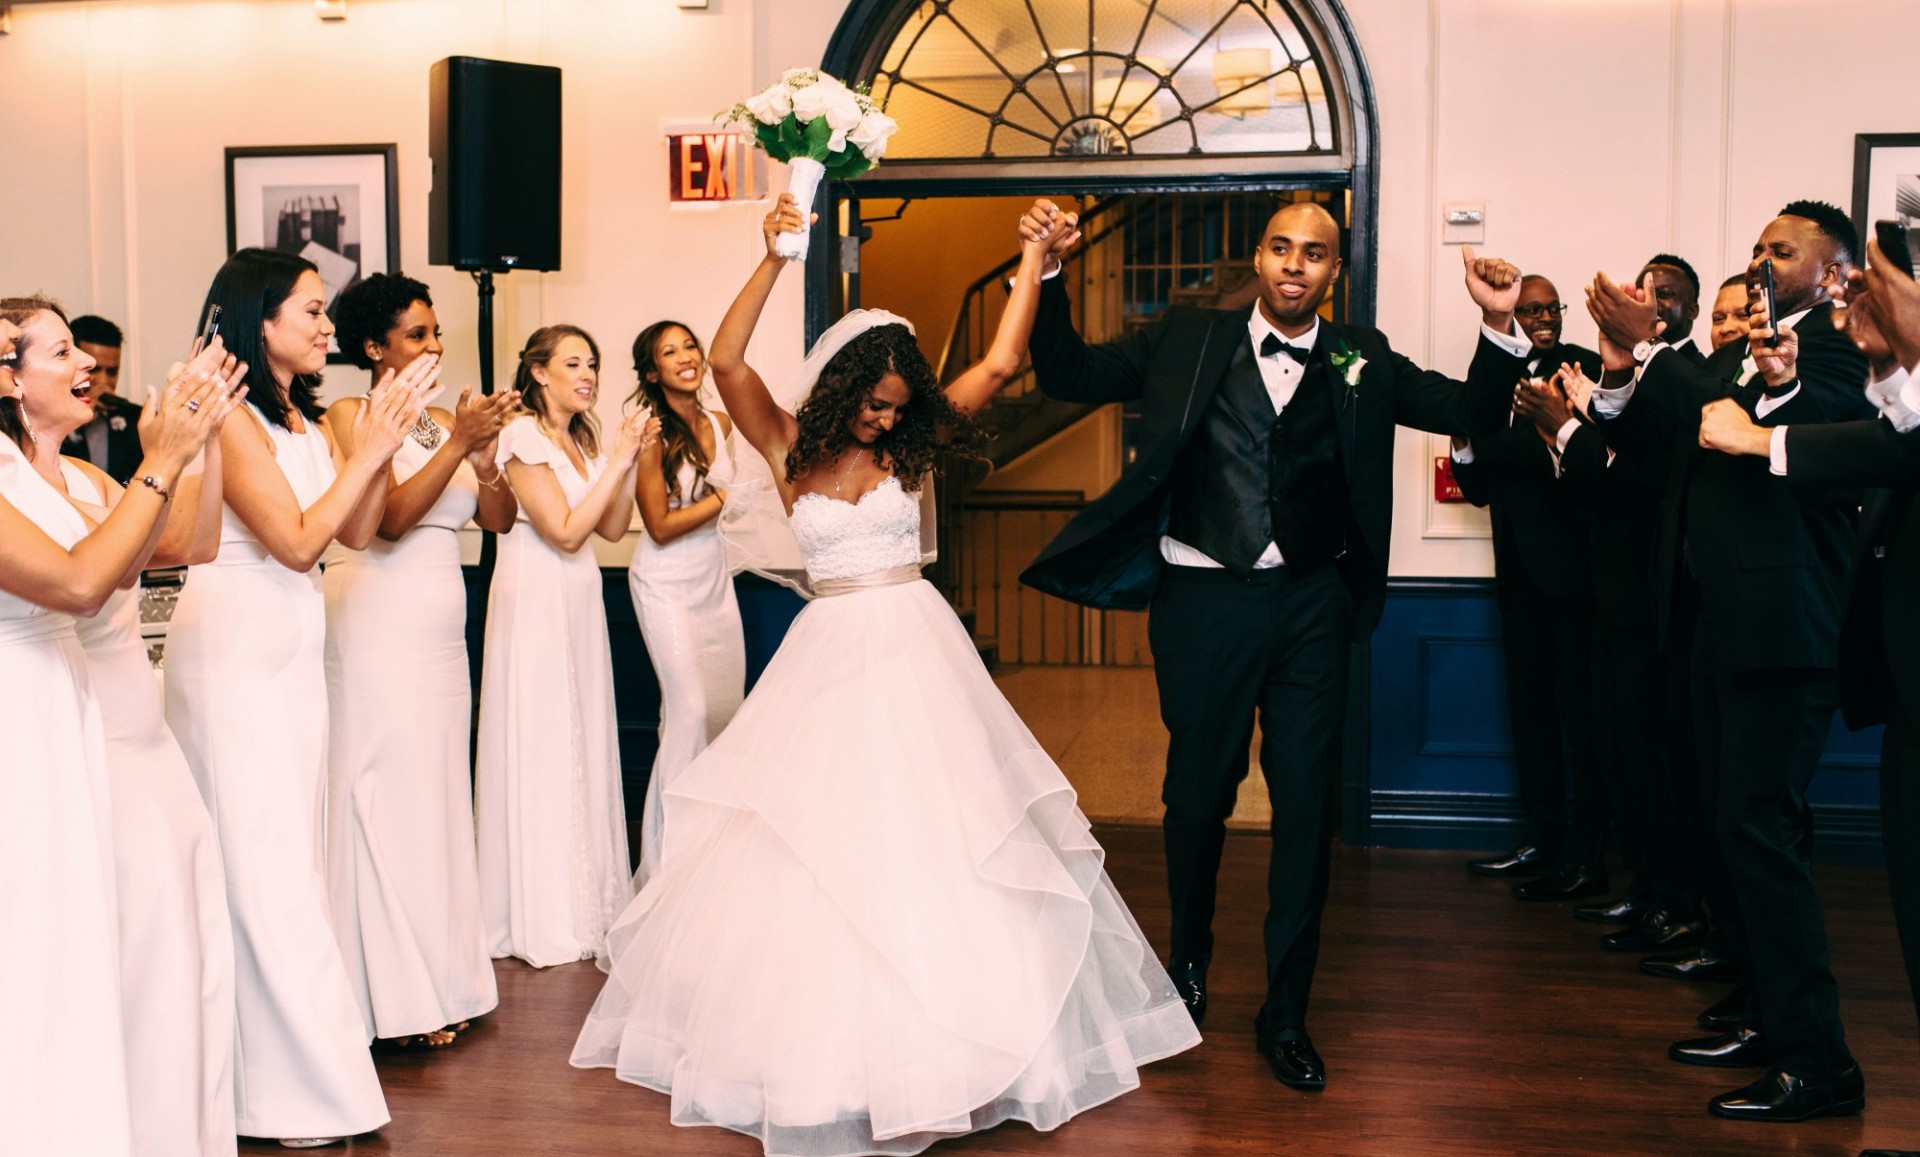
xmin=451 ymin=385 xmax=521 ymax=469
xmin=612 ymin=411 xmax=660 ymax=465
xmin=142 ymin=338 xmax=250 ymax=473
xmin=355 ymin=352 xmax=441 ymax=462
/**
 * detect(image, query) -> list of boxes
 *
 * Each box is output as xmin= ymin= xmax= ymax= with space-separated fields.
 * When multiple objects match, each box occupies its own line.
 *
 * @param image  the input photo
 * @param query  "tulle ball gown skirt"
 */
xmin=572 ymin=578 xmax=1200 ymax=1157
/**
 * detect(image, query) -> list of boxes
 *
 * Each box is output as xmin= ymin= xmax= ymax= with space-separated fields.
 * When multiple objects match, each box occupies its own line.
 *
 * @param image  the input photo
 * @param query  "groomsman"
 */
xmin=1019 ymin=198 xmax=1532 ymax=1091
xmin=1589 ymin=200 xmax=1873 ymax=1123
xmin=1566 ymin=256 xmax=1713 ymax=953
xmin=1452 ymin=275 xmax=1607 ymax=900
xmin=1697 ymin=239 xmax=1920 ymax=1144
xmin=59 ymin=314 xmax=143 ymax=484
xmin=1710 ymin=274 xmax=1753 ymax=352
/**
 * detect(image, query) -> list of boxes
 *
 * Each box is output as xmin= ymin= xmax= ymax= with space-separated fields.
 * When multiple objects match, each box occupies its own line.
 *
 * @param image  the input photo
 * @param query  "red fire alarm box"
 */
xmin=1433 ymin=455 xmax=1466 ymax=503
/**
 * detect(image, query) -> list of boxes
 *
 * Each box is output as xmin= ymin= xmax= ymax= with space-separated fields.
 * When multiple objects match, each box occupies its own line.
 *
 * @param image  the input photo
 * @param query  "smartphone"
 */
xmin=1756 ymin=257 xmax=1780 ymax=348
xmin=199 ymin=303 xmax=223 ymax=348
xmin=1877 ymin=219 xmax=1916 ymax=279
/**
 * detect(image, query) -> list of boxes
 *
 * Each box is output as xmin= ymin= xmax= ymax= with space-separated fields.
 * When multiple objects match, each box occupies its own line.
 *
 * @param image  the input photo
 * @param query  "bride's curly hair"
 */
xmin=785 ymin=324 xmax=984 ymax=491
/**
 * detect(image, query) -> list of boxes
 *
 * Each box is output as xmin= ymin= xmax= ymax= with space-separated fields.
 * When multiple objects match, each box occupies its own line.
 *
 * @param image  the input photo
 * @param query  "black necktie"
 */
xmin=1260 ymin=332 xmax=1310 ymax=364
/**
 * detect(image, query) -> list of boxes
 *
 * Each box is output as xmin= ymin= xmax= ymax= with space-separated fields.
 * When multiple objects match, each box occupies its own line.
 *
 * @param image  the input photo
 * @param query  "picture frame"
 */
xmin=225 ymin=144 xmax=400 ymax=362
xmin=1850 ymin=132 xmax=1920 ymax=254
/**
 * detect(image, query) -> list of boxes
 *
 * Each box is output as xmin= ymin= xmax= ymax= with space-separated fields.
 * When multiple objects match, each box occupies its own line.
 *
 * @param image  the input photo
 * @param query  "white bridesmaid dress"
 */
xmin=323 ymin=421 xmax=499 ymax=1039
xmin=476 ymin=415 xmax=632 ymax=967
xmin=163 ymin=404 xmax=389 ymax=1140
xmin=573 ymin=475 xmax=1200 ymax=1157
xmin=626 ymin=409 xmax=745 ymax=888
xmin=0 ymin=437 xmax=133 ymax=1156
xmin=64 ymin=461 xmax=239 ymax=1157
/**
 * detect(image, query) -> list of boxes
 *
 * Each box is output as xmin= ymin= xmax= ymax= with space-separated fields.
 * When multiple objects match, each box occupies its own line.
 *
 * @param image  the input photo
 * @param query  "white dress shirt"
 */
xmin=1767 ymin=364 xmax=1917 ymax=475
xmin=1593 ymin=313 xmax=1808 ymax=419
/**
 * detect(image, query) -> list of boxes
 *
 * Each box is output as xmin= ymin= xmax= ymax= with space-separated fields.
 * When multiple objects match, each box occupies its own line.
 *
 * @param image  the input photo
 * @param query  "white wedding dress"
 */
xmin=476 ymin=416 xmax=632 ymax=967
xmin=626 ymin=409 xmax=745 ymax=888
xmin=573 ymin=474 xmax=1200 ymax=1157
xmin=164 ymin=404 xmax=390 ymax=1140
xmin=0 ymin=437 xmax=133 ymax=1156
xmin=64 ymin=462 xmax=239 ymax=1157
xmin=323 ymin=424 xmax=498 ymax=1037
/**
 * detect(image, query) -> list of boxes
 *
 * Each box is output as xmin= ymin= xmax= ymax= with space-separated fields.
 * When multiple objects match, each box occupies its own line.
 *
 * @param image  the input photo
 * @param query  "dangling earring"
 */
xmin=12 ymin=393 xmax=35 ymax=445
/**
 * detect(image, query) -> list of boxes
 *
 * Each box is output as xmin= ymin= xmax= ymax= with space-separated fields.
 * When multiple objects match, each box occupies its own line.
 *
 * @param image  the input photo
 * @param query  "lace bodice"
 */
xmin=788 ymin=475 xmax=922 ymax=583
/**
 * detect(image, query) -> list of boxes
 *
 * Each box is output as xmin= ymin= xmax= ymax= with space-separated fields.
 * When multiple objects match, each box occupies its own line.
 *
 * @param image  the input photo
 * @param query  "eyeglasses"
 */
xmin=1515 ymin=302 xmax=1566 ymax=320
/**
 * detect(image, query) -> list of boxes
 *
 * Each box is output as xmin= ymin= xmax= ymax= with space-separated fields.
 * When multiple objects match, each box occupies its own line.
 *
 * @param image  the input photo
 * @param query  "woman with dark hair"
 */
xmin=624 ymin=319 xmax=744 ymax=887
xmin=0 ymin=307 xmax=241 ymax=1156
xmin=162 ymin=248 xmax=438 ymax=1149
xmin=572 ymin=198 xmax=1199 ymax=1156
xmin=475 ymin=323 xmax=653 ymax=967
xmin=321 ymin=273 xmax=517 ymax=1052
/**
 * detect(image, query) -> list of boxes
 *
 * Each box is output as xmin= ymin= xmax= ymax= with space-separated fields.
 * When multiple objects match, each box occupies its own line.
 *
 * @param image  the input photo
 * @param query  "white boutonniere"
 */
xmin=109 ymin=415 xmax=128 ymax=432
xmin=1329 ymin=340 xmax=1365 ymax=410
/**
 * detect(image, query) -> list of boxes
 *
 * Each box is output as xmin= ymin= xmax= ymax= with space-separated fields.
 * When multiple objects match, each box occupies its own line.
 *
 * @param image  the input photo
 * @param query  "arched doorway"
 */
xmin=808 ymin=0 xmax=1379 ymax=342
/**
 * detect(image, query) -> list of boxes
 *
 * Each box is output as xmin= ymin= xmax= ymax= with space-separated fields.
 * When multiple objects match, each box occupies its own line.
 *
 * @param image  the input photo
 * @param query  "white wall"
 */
xmin=2 ymin=0 xmax=1908 ymax=578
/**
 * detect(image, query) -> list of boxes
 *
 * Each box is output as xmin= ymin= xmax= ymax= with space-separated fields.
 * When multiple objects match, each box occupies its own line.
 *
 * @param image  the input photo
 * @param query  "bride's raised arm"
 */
xmin=942 ymin=200 xmax=1079 ymax=419
xmin=709 ymin=194 xmax=813 ymax=475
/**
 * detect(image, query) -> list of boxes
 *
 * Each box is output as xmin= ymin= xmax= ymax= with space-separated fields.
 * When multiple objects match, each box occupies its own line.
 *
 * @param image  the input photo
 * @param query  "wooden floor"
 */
xmin=251 ymin=829 xmax=1919 ymax=1156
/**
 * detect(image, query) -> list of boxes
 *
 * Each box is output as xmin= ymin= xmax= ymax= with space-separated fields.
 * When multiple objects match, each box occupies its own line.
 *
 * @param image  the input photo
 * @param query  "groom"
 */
xmin=1017 ymin=200 xmax=1533 ymax=1090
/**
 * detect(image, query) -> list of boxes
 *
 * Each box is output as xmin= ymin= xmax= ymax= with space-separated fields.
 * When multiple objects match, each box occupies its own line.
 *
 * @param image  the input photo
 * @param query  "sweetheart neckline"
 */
xmin=790 ymin=473 xmax=903 ymax=513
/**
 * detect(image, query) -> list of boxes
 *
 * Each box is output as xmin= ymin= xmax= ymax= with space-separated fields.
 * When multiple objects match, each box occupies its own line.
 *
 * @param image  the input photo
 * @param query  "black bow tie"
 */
xmin=1260 ymin=332 xmax=1311 ymax=364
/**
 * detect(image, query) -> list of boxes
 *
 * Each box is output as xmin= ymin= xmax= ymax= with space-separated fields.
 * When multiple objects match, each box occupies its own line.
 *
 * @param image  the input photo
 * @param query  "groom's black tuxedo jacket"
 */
xmin=1600 ymin=302 xmax=1873 ymax=672
xmin=1017 ymin=277 xmax=1525 ymax=637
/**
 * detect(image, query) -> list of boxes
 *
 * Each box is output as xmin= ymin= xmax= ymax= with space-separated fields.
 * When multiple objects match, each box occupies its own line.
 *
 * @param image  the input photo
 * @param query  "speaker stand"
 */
xmin=470 ymin=267 xmax=500 ymax=395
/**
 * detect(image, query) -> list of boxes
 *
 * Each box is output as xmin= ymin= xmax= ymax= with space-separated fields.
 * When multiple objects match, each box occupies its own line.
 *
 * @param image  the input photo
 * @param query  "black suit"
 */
xmin=1605 ymin=304 xmax=1871 ymax=1079
xmin=1563 ymin=339 xmax=1706 ymax=917
xmin=1022 ymin=276 xmax=1525 ymax=1033
xmin=1782 ymin=409 xmax=1920 ymax=1046
xmin=1453 ymin=342 xmax=1605 ymax=870
xmin=59 ymin=395 xmax=144 ymax=485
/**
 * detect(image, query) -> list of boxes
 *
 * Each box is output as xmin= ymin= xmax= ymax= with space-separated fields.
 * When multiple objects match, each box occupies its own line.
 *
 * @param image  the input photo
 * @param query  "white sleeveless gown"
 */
xmin=626 ymin=409 xmax=745 ymax=888
xmin=0 ymin=438 xmax=133 ymax=1155
xmin=573 ymin=475 xmax=1201 ymax=1157
xmin=63 ymin=462 xmax=239 ymax=1157
xmin=164 ymin=405 xmax=389 ymax=1139
xmin=476 ymin=416 xmax=631 ymax=966
xmin=323 ymin=424 xmax=499 ymax=1038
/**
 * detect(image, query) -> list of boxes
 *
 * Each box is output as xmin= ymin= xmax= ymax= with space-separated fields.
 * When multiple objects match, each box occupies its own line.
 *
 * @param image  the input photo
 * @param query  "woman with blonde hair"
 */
xmin=476 ymin=323 xmax=655 ymax=967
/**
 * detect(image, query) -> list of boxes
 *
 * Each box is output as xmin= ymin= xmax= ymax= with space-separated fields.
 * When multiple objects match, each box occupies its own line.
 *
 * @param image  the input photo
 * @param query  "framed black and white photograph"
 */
xmin=1851 ymin=132 xmax=1920 ymax=250
xmin=225 ymin=143 xmax=399 ymax=362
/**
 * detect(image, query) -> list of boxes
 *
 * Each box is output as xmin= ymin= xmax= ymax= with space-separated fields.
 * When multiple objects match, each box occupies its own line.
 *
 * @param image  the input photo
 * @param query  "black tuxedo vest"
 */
xmin=1166 ymin=336 xmax=1347 ymax=576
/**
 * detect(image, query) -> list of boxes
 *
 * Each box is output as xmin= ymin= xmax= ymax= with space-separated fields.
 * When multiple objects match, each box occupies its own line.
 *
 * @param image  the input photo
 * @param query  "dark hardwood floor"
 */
xmin=254 ymin=829 xmax=1920 ymax=1156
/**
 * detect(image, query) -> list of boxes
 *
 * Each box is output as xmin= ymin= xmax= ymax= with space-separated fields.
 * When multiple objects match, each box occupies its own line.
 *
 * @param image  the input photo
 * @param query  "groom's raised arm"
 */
xmin=1387 ymin=248 xmax=1533 ymax=437
xmin=1029 ymin=275 xmax=1163 ymax=405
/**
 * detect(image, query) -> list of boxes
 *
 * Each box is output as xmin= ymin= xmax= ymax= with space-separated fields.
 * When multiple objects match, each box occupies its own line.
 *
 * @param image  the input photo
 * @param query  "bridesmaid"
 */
xmin=13 ymin=298 xmax=246 ymax=1157
xmin=322 ymin=274 xmax=517 ymax=1050
xmin=162 ymin=249 xmax=436 ymax=1149
xmin=476 ymin=324 xmax=651 ymax=967
xmin=626 ymin=320 xmax=745 ymax=887
xmin=0 ymin=308 xmax=240 ymax=1157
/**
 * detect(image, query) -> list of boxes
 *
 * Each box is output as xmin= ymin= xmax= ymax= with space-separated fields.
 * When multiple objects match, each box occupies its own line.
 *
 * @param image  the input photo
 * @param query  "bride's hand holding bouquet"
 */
xmin=725 ymin=69 xmax=898 ymax=261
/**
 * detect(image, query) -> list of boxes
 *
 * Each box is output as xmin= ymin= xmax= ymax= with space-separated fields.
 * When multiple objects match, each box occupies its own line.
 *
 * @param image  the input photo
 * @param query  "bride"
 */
xmin=571 ymin=196 xmax=1200 ymax=1156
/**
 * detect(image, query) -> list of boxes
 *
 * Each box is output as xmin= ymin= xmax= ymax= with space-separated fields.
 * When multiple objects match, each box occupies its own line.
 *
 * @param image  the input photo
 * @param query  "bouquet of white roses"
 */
xmin=724 ymin=69 xmax=899 ymax=260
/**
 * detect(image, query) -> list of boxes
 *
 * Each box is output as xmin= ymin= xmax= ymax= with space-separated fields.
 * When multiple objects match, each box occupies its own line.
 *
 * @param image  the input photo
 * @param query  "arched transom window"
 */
xmin=868 ymin=0 xmax=1337 ymax=161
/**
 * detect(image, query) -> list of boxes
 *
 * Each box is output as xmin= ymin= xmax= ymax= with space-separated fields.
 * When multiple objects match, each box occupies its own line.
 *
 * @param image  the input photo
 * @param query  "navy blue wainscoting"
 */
xmin=462 ymin=564 xmax=806 ymax=824
xmin=1362 ymin=579 xmax=1883 ymax=864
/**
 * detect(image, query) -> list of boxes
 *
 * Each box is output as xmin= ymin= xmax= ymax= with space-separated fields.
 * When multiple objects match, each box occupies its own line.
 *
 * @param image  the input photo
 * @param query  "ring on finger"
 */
xmin=186 ymin=399 xmax=201 ymax=413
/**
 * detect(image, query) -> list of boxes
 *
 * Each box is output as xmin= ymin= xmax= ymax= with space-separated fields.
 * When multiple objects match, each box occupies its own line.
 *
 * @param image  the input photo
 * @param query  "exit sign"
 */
xmin=668 ymin=130 xmax=762 ymax=203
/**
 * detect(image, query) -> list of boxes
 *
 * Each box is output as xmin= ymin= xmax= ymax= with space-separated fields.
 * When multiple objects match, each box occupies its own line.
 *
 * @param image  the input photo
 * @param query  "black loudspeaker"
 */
xmin=428 ymin=56 xmax=562 ymax=272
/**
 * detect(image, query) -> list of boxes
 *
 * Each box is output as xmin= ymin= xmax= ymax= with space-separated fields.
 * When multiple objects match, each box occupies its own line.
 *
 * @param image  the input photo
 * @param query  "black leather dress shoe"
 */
xmin=1254 ymin=1020 xmax=1325 ymax=1091
xmin=1859 ymin=1150 xmax=1920 ymax=1156
xmin=1670 ymin=1028 xmax=1768 ymax=1068
xmin=1467 ymin=845 xmax=1551 ymax=877
xmin=1513 ymin=866 xmax=1608 ymax=902
xmin=1640 ymin=947 xmax=1739 ymax=983
xmin=1574 ymin=894 xmax=1653 ymax=925
xmin=1170 ymin=957 xmax=1208 ymax=1027
xmin=1709 ymin=1065 xmax=1864 ymax=1122
xmin=1603 ymin=909 xmax=1707 ymax=953
xmin=1698 ymin=987 xmax=1750 ymax=1032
